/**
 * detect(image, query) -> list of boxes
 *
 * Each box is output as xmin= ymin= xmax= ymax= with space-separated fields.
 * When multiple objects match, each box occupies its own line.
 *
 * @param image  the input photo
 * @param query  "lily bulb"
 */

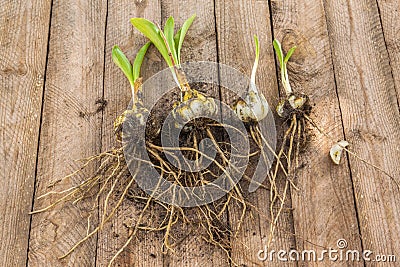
xmin=172 ymin=89 xmax=217 ymax=127
xmin=234 ymin=84 xmax=269 ymax=122
xmin=276 ymin=93 xmax=309 ymax=118
xmin=114 ymin=79 xmax=149 ymax=141
xmin=234 ymin=35 xmax=269 ymax=122
xmin=111 ymin=43 xmax=150 ymax=140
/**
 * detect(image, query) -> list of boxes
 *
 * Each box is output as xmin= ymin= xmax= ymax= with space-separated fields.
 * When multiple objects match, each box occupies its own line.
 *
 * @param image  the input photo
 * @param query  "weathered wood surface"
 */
xmin=0 ymin=0 xmax=399 ymax=266
xmin=96 ymin=1 xmax=164 ymax=266
xmin=215 ymin=0 xmax=297 ymax=266
xmin=0 ymin=1 xmax=52 ymax=266
xmin=376 ymin=0 xmax=400 ymax=103
xmin=324 ymin=1 xmax=400 ymax=266
xmin=160 ymin=1 xmax=227 ymax=267
xmin=28 ymin=0 xmax=107 ymax=266
xmin=270 ymin=0 xmax=364 ymax=266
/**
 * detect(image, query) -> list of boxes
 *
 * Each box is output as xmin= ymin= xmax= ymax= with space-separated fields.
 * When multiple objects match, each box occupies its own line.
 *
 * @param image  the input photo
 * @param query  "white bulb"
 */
xmin=172 ymin=91 xmax=217 ymax=127
xmin=234 ymin=86 xmax=269 ymax=122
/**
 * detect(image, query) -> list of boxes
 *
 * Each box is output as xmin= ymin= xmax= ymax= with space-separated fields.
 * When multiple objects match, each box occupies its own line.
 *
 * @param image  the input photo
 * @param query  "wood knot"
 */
xmin=282 ymin=29 xmax=316 ymax=64
xmin=134 ymin=0 xmax=147 ymax=7
xmin=350 ymin=128 xmax=387 ymax=143
xmin=1 ymin=63 xmax=27 ymax=76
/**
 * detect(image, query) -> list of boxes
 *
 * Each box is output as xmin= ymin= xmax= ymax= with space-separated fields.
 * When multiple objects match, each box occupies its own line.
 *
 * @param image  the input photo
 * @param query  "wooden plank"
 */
xmin=159 ymin=1 xmax=227 ymax=266
xmin=376 ymin=0 xmax=400 ymax=103
xmin=95 ymin=0 xmax=164 ymax=266
xmin=215 ymin=1 xmax=297 ymax=266
xmin=28 ymin=0 xmax=107 ymax=265
xmin=160 ymin=0 xmax=220 ymax=99
xmin=269 ymin=0 xmax=364 ymax=265
xmin=0 ymin=1 xmax=51 ymax=266
xmin=323 ymin=0 xmax=400 ymax=265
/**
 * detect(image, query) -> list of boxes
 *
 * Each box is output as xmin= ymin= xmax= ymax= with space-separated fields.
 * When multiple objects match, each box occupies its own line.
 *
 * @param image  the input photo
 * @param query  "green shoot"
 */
xmin=164 ymin=17 xmax=178 ymax=66
xmin=173 ymin=28 xmax=182 ymax=55
xmin=130 ymin=18 xmax=173 ymax=67
xmin=131 ymin=15 xmax=196 ymax=94
xmin=112 ymin=42 xmax=150 ymax=101
xmin=158 ymin=26 xmax=182 ymax=91
xmin=284 ymin=46 xmax=296 ymax=64
xmin=174 ymin=14 xmax=196 ymax=66
xmin=250 ymin=35 xmax=260 ymax=90
xmin=273 ymin=39 xmax=296 ymax=96
xmin=158 ymin=25 xmax=178 ymax=67
xmin=133 ymin=42 xmax=151 ymax=82
xmin=131 ymin=14 xmax=196 ymax=69
xmin=112 ymin=46 xmax=134 ymax=88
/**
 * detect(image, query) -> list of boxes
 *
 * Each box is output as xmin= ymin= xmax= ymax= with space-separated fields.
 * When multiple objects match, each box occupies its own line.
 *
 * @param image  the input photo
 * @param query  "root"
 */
xmin=32 ymin=120 xmax=253 ymax=266
xmin=108 ymin=178 xmax=156 ymax=267
xmin=249 ymin=112 xmax=303 ymax=250
xmin=304 ymin=114 xmax=399 ymax=189
xmin=59 ymin=165 xmax=131 ymax=259
xmin=32 ymin=105 xmax=320 ymax=266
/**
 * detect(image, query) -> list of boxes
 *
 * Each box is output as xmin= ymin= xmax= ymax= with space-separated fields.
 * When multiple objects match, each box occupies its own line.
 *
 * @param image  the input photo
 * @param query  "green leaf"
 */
xmin=112 ymin=45 xmax=134 ymax=87
xmin=176 ymin=14 xmax=196 ymax=65
xmin=254 ymin=35 xmax=260 ymax=61
xmin=251 ymin=35 xmax=260 ymax=85
xmin=133 ymin=42 xmax=151 ymax=81
xmin=130 ymin=18 xmax=173 ymax=67
xmin=164 ymin=16 xmax=178 ymax=65
xmin=284 ymin=46 xmax=297 ymax=64
xmin=273 ymin=39 xmax=293 ymax=95
xmin=174 ymin=28 xmax=182 ymax=52
xmin=272 ymin=39 xmax=284 ymax=68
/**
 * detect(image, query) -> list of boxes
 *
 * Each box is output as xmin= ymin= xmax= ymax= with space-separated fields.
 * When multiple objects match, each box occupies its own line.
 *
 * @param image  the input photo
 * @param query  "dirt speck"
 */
xmin=78 ymin=98 xmax=108 ymax=118
xmin=95 ymin=98 xmax=108 ymax=113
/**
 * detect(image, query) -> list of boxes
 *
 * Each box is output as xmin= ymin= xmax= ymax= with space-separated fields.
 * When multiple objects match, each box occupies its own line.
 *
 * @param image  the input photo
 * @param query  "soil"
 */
xmin=118 ymin=82 xmax=266 ymax=255
xmin=140 ymin=82 xmax=266 ymax=187
xmin=38 ymin=81 xmax=313 ymax=262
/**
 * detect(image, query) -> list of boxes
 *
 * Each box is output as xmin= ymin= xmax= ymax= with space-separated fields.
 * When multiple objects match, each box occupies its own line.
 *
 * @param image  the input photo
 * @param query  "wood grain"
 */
xmin=28 ymin=0 xmax=107 ymax=265
xmin=95 ymin=0 xmax=164 ymax=266
xmin=0 ymin=0 xmax=51 ymax=266
xmin=0 ymin=0 xmax=398 ymax=266
xmin=215 ymin=0 xmax=296 ymax=266
xmin=159 ymin=1 xmax=228 ymax=266
xmin=376 ymin=0 xmax=400 ymax=103
xmin=323 ymin=0 xmax=400 ymax=265
xmin=270 ymin=0 xmax=364 ymax=265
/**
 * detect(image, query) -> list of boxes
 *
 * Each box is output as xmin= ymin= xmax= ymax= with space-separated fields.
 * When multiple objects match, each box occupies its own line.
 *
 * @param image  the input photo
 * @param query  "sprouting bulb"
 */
xmin=233 ymin=35 xmax=270 ymax=123
xmin=111 ymin=43 xmax=150 ymax=141
xmin=172 ymin=89 xmax=217 ymax=128
xmin=234 ymin=84 xmax=269 ymax=122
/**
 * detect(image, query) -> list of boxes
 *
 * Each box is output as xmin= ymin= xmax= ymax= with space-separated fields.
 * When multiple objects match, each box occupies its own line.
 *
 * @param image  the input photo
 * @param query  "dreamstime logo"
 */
xmin=257 ymin=239 xmax=397 ymax=263
xmin=122 ymin=62 xmax=276 ymax=207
